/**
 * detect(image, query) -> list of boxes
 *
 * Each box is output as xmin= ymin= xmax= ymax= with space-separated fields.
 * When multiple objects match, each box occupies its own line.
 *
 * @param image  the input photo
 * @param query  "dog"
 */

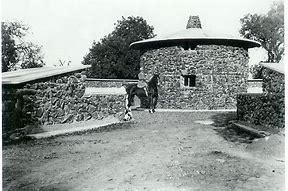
xmin=123 ymin=108 xmax=133 ymax=121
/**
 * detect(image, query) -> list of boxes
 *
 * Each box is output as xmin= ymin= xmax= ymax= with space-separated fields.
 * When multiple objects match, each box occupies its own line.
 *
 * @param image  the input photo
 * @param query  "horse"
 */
xmin=146 ymin=74 xmax=159 ymax=113
xmin=123 ymin=74 xmax=159 ymax=120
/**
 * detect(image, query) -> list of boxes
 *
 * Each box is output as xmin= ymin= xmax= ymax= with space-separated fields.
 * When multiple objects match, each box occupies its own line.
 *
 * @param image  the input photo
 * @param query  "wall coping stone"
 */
xmin=238 ymin=93 xmax=263 ymax=96
xmin=86 ymin=78 xmax=138 ymax=82
xmin=155 ymin=109 xmax=237 ymax=112
xmin=84 ymin=87 xmax=127 ymax=95
xmin=247 ymin=79 xmax=263 ymax=82
xmin=2 ymin=65 xmax=90 ymax=85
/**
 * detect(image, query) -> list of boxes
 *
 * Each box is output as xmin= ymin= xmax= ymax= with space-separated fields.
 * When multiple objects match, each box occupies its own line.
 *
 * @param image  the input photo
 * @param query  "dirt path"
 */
xmin=3 ymin=111 xmax=284 ymax=191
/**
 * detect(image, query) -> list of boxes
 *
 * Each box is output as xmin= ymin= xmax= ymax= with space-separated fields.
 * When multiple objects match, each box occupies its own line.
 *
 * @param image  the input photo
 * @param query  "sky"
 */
xmin=2 ymin=0 xmax=281 ymax=67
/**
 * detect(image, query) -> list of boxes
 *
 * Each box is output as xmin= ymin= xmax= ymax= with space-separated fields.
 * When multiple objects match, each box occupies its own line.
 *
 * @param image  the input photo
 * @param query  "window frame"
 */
xmin=181 ymin=74 xmax=196 ymax=88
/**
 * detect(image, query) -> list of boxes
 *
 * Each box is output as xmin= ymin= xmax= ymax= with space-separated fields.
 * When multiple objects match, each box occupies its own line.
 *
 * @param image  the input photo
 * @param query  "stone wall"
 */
xmin=262 ymin=68 xmax=284 ymax=97
xmin=2 ymin=72 xmax=126 ymax=133
xmin=237 ymin=93 xmax=284 ymax=128
xmin=140 ymin=45 xmax=249 ymax=109
xmin=237 ymin=68 xmax=284 ymax=128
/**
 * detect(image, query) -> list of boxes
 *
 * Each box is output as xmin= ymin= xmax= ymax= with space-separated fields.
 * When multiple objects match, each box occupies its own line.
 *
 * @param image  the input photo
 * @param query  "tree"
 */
xmin=250 ymin=64 xmax=264 ymax=79
xmin=240 ymin=1 xmax=284 ymax=63
xmin=82 ymin=16 xmax=155 ymax=79
xmin=19 ymin=42 xmax=45 ymax=69
xmin=1 ymin=22 xmax=45 ymax=72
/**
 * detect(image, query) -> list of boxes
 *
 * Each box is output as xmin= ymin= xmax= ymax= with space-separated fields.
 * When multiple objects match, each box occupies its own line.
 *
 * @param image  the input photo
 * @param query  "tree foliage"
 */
xmin=240 ymin=1 xmax=284 ymax=63
xmin=82 ymin=16 xmax=155 ymax=79
xmin=1 ymin=22 xmax=45 ymax=72
xmin=250 ymin=64 xmax=264 ymax=79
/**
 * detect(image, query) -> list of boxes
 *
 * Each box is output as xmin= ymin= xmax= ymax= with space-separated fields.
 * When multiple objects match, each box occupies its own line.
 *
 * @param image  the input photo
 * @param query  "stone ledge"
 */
xmin=27 ymin=116 xmax=122 ymax=139
xmin=230 ymin=121 xmax=270 ymax=138
xmin=84 ymin=87 xmax=127 ymax=95
xmin=86 ymin=78 xmax=138 ymax=82
xmin=150 ymin=109 xmax=236 ymax=112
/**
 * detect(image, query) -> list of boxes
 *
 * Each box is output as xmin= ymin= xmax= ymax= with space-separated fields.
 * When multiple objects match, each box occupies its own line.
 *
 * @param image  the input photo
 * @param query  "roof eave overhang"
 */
xmin=130 ymin=38 xmax=261 ymax=50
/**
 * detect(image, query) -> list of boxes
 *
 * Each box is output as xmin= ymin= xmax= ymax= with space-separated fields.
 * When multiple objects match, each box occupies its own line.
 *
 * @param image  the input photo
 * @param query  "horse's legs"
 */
xmin=129 ymin=93 xmax=136 ymax=108
xmin=149 ymin=95 xmax=153 ymax=113
xmin=150 ymin=97 xmax=155 ymax=113
xmin=126 ymin=85 xmax=136 ymax=108
xmin=148 ymin=92 xmax=158 ymax=113
xmin=150 ymin=97 xmax=156 ymax=113
xmin=152 ymin=95 xmax=158 ymax=113
xmin=148 ymin=92 xmax=157 ymax=113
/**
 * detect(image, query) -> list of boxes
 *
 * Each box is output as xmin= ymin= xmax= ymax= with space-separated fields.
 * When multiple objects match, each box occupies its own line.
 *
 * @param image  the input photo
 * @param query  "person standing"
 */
xmin=137 ymin=67 xmax=153 ymax=97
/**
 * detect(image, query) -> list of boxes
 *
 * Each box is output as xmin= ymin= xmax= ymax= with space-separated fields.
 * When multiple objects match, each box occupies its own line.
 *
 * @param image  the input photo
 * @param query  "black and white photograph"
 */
xmin=1 ymin=0 xmax=285 ymax=190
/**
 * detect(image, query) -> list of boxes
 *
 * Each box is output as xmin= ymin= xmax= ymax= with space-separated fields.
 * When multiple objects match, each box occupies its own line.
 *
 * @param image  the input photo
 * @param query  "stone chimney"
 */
xmin=186 ymin=16 xmax=202 ymax=29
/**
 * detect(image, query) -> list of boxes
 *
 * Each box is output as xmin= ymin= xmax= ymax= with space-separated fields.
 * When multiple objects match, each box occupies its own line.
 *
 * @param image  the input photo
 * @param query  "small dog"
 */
xmin=123 ymin=108 xmax=133 ymax=121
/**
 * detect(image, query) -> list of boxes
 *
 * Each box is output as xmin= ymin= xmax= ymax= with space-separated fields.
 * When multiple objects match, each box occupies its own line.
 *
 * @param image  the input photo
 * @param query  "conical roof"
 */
xmin=130 ymin=16 xmax=260 ymax=50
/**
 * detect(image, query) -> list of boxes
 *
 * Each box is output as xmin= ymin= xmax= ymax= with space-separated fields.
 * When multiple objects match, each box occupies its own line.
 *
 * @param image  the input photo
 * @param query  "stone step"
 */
xmin=27 ymin=116 xmax=122 ymax=139
xmin=230 ymin=121 xmax=270 ymax=138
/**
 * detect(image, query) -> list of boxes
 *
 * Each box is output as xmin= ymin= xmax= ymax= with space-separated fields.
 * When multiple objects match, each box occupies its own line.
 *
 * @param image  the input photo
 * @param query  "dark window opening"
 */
xmin=183 ymin=44 xmax=189 ymax=50
xmin=183 ymin=75 xmax=196 ymax=87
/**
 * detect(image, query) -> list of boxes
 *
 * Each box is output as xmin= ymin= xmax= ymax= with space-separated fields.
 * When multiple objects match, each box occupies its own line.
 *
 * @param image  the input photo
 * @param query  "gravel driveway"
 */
xmin=3 ymin=111 xmax=284 ymax=191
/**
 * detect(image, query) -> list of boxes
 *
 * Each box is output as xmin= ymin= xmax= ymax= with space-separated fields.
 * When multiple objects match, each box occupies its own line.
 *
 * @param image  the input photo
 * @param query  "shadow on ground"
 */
xmin=210 ymin=112 xmax=256 ymax=144
xmin=3 ymin=121 xmax=135 ymax=147
xmin=210 ymin=112 xmax=237 ymax=127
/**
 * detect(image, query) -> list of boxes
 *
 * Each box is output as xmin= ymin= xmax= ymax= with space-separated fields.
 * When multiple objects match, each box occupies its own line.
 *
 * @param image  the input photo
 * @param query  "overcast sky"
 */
xmin=2 ymin=0 xmax=281 ymax=67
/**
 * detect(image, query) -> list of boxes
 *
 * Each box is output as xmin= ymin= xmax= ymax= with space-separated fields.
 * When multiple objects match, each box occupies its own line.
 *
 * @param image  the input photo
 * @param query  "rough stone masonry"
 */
xmin=130 ymin=15 xmax=258 ymax=110
xmin=140 ymin=45 xmax=249 ymax=109
xmin=2 ymin=71 xmax=126 ymax=134
xmin=237 ymin=65 xmax=284 ymax=128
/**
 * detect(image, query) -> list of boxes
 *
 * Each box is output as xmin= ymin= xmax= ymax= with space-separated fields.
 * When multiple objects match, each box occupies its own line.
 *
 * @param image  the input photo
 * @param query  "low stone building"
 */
xmin=130 ymin=16 xmax=260 ymax=109
xmin=237 ymin=62 xmax=285 ymax=128
xmin=2 ymin=66 xmax=126 ymax=136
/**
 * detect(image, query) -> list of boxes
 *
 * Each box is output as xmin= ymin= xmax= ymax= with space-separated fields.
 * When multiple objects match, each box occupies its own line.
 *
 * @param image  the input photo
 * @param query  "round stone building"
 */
xmin=130 ymin=16 xmax=260 ymax=110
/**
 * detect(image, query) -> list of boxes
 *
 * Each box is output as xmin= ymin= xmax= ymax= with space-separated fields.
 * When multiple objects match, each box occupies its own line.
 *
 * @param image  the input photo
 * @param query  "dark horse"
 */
xmin=125 ymin=74 xmax=159 ymax=116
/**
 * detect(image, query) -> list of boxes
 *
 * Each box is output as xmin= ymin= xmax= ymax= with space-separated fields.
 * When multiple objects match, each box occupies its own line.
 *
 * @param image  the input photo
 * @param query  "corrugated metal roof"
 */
xmin=260 ymin=62 xmax=285 ymax=74
xmin=130 ymin=28 xmax=261 ymax=50
xmin=2 ymin=65 xmax=90 ymax=85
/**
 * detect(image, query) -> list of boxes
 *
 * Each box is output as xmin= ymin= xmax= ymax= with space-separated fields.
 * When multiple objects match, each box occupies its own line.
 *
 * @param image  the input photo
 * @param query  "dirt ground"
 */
xmin=2 ymin=111 xmax=285 ymax=191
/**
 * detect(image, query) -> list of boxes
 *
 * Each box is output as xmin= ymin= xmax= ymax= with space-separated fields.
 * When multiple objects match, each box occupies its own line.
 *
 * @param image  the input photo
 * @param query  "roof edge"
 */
xmin=260 ymin=62 xmax=284 ymax=74
xmin=130 ymin=37 xmax=261 ymax=50
xmin=2 ymin=65 xmax=91 ymax=85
